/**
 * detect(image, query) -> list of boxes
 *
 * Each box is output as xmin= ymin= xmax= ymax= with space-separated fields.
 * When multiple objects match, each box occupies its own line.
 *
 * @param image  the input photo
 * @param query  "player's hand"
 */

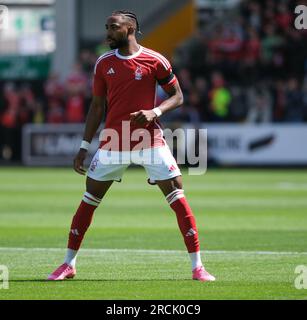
xmin=130 ymin=110 xmax=157 ymax=126
xmin=73 ymin=149 xmax=87 ymax=175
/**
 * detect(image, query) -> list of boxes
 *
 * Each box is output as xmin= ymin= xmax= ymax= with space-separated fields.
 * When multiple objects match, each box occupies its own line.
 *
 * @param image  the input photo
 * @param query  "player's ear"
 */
xmin=127 ymin=25 xmax=135 ymax=36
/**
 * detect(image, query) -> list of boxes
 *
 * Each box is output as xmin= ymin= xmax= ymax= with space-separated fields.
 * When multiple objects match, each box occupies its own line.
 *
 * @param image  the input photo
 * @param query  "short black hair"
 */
xmin=112 ymin=10 xmax=142 ymax=34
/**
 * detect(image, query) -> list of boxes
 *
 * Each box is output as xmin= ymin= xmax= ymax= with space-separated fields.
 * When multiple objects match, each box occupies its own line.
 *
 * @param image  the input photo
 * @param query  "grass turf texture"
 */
xmin=0 ymin=167 xmax=306 ymax=300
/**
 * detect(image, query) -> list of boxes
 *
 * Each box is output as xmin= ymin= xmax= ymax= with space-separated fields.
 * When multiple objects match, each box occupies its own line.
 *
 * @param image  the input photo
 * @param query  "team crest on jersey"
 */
xmin=135 ymin=66 xmax=143 ymax=80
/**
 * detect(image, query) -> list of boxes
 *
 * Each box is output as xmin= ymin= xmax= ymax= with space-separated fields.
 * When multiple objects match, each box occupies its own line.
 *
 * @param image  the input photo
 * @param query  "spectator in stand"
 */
xmin=207 ymin=25 xmax=224 ymax=66
xmin=177 ymin=68 xmax=193 ymax=98
xmin=182 ymin=90 xmax=202 ymax=124
xmin=66 ymin=63 xmax=88 ymax=97
xmin=272 ymin=80 xmax=287 ymax=122
xmin=245 ymin=1 xmax=262 ymax=32
xmin=44 ymin=72 xmax=65 ymax=123
xmin=219 ymin=28 xmax=243 ymax=63
xmin=173 ymin=30 xmax=208 ymax=74
xmin=44 ymin=73 xmax=65 ymax=105
xmin=262 ymin=5 xmax=276 ymax=27
xmin=65 ymin=94 xmax=85 ymax=123
xmin=0 ymin=83 xmax=22 ymax=160
xmin=246 ymin=84 xmax=273 ymax=123
xmin=65 ymin=63 xmax=87 ymax=123
xmin=285 ymin=29 xmax=307 ymax=78
xmin=276 ymin=3 xmax=293 ymax=32
xmin=261 ymin=24 xmax=284 ymax=72
xmin=208 ymin=72 xmax=232 ymax=122
xmin=194 ymin=77 xmax=209 ymax=121
xmin=31 ymin=100 xmax=45 ymax=124
xmin=46 ymin=100 xmax=65 ymax=124
xmin=79 ymin=49 xmax=95 ymax=75
xmin=219 ymin=28 xmax=243 ymax=79
xmin=229 ymin=86 xmax=248 ymax=122
xmin=242 ymin=27 xmax=261 ymax=81
xmin=284 ymin=78 xmax=304 ymax=122
xmin=20 ymin=84 xmax=36 ymax=124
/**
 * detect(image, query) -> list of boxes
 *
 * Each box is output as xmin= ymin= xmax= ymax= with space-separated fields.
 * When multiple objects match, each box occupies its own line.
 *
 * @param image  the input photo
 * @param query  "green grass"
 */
xmin=0 ymin=167 xmax=306 ymax=300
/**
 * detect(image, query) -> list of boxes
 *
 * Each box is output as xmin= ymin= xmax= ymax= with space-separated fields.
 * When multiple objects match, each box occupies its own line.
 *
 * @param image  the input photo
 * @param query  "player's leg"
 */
xmin=156 ymin=176 xmax=215 ymax=282
xmin=64 ymin=178 xmax=113 ymax=268
xmin=48 ymin=149 xmax=128 ymax=280
xmin=156 ymin=177 xmax=202 ymax=268
xmin=143 ymin=146 xmax=215 ymax=282
xmin=47 ymin=178 xmax=113 ymax=281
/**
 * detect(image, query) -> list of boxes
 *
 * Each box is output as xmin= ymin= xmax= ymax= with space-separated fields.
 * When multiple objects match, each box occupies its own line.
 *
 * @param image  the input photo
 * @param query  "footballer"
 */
xmin=47 ymin=10 xmax=215 ymax=282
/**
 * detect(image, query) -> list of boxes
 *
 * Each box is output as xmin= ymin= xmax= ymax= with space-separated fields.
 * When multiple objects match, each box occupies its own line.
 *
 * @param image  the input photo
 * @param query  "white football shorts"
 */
xmin=87 ymin=146 xmax=181 ymax=183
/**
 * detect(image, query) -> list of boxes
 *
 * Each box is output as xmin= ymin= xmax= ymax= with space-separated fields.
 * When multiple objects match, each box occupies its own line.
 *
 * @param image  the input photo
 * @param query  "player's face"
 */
xmin=105 ymin=16 xmax=130 ymax=49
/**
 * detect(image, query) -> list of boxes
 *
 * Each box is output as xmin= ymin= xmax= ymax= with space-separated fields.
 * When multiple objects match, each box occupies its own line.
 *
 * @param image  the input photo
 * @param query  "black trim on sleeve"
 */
xmin=157 ymin=72 xmax=175 ymax=86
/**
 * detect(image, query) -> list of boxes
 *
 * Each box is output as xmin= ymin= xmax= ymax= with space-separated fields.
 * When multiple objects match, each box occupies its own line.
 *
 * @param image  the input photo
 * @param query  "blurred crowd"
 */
xmin=0 ymin=61 xmax=94 ymax=160
xmin=170 ymin=0 xmax=307 ymax=123
xmin=1 ymin=0 xmax=307 ymax=160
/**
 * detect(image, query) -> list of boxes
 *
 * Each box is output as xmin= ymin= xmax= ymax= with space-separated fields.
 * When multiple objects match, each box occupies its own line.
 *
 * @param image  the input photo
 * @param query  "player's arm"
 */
xmin=82 ymin=96 xmax=106 ymax=143
xmin=74 ymin=55 xmax=107 ymax=175
xmin=73 ymin=96 xmax=106 ymax=175
xmin=154 ymin=80 xmax=184 ymax=114
xmin=130 ymin=81 xmax=183 ymax=125
xmin=130 ymin=57 xmax=183 ymax=125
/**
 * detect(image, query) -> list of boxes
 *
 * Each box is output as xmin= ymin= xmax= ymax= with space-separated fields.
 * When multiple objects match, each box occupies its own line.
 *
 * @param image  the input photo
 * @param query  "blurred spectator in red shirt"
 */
xmin=66 ymin=63 xmax=88 ymax=96
xmin=1 ymin=83 xmax=20 ymax=129
xmin=66 ymin=94 xmax=85 ymax=123
xmin=219 ymin=29 xmax=243 ymax=62
xmin=207 ymin=26 xmax=224 ymax=64
xmin=20 ymin=84 xmax=36 ymax=124
xmin=46 ymin=100 xmax=65 ymax=124
xmin=273 ymin=80 xmax=286 ymax=122
xmin=0 ymin=83 xmax=21 ymax=160
xmin=244 ymin=27 xmax=261 ymax=66
xmin=276 ymin=3 xmax=293 ymax=32
xmin=44 ymin=73 xmax=65 ymax=105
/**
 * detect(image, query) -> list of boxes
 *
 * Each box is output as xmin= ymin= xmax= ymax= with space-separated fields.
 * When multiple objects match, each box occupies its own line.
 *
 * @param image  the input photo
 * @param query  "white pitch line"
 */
xmin=0 ymin=247 xmax=306 ymax=255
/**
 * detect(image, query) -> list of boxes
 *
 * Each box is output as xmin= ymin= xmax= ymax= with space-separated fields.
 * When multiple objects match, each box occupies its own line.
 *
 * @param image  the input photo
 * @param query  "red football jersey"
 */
xmin=93 ymin=46 xmax=177 ymax=151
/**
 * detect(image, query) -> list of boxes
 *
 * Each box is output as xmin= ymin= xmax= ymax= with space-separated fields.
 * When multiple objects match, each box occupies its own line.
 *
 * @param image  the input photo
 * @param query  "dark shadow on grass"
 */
xmin=9 ymin=279 xmax=190 ymax=283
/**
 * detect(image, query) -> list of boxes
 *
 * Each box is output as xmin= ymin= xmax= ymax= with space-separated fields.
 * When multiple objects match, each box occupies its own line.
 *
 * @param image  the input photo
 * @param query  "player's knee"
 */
xmin=82 ymin=192 xmax=101 ymax=207
xmin=86 ymin=177 xmax=112 ymax=199
xmin=173 ymin=176 xmax=183 ymax=189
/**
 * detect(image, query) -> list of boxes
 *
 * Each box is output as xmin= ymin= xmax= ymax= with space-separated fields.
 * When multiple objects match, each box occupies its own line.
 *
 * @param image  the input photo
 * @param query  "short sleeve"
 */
xmin=155 ymin=55 xmax=177 ymax=91
xmin=92 ymin=60 xmax=107 ymax=97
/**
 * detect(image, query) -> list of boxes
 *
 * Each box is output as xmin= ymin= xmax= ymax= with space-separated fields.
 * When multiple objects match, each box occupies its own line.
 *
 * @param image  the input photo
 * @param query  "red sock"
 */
xmin=68 ymin=193 xmax=101 ymax=250
xmin=167 ymin=190 xmax=200 ymax=253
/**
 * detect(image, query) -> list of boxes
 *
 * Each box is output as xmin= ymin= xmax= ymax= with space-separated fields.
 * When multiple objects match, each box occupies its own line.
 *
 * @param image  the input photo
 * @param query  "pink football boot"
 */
xmin=47 ymin=263 xmax=76 ymax=281
xmin=192 ymin=266 xmax=216 ymax=282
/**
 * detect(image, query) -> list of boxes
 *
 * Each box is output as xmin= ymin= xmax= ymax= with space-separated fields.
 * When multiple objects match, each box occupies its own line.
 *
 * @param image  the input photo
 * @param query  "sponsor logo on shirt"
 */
xmin=107 ymin=68 xmax=115 ymax=75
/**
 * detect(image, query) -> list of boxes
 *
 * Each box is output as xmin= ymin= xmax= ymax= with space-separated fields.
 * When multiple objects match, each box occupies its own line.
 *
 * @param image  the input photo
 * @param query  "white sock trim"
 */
xmin=64 ymin=248 xmax=78 ymax=268
xmin=82 ymin=192 xmax=101 ymax=207
xmin=189 ymin=251 xmax=203 ymax=271
xmin=166 ymin=189 xmax=185 ymax=205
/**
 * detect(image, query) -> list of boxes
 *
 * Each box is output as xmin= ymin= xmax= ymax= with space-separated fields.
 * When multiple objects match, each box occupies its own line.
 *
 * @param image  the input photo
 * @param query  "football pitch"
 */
xmin=0 ymin=167 xmax=306 ymax=300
